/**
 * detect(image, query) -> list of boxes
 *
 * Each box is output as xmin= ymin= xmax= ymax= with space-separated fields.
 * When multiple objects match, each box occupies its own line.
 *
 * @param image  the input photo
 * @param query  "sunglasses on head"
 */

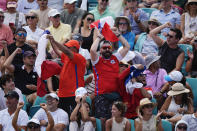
xmin=143 ymin=104 xmax=153 ymax=109
xmin=87 ymin=17 xmax=94 ymax=22
xmin=148 ymin=21 xmax=158 ymax=26
xmin=17 ymin=33 xmax=27 ymax=37
xmin=118 ymin=22 xmax=127 ymax=26
xmin=53 ymin=14 xmax=60 ymax=18
xmin=102 ymin=0 xmax=109 ymax=2
xmin=177 ymin=125 xmax=187 ymax=130
xmin=167 ymin=34 xmax=174 ymax=38
xmin=26 ymin=16 xmax=36 ymax=19
xmin=189 ymin=2 xmax=197 ymax=5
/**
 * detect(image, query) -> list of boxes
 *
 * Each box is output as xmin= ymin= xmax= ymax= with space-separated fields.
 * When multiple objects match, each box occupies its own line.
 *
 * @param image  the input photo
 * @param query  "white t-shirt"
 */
xmin=33 ymin=108 xmax=69 ymax=131
xmin=23 ymin=26 xmax=44 ymax=42
xmin=79 ymin=47 xmax=91 ymax=60
xmin=3 ymin=12 xmax=26 ymax=28
xmin=0 ymin=88 xmax=24 ymax=111
xmin=0 ymin=108 xmax=28 ymax=131
xmin=17 ymin=0 xmax=39 ymax=14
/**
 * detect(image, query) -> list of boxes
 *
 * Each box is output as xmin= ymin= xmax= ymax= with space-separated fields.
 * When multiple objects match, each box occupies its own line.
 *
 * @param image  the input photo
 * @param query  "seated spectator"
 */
xmin=180 ymin=0 xmax=197 ymax=44
xmin=138 ymin=0 xmax=158 ymax=8
xmin=115 ymin=16 xmax=135 ymax=50
xmin=186 ymin=37 xmax=197 ymax=77
xmin=160 ymin=83 xmax=193 ymax=124
xmin=4 ymin=50 xmax=38 ymax=104
xmin=12 ymin=103 xmax=55 ymax=131
xmin=144 ymin=54 xmax=167 ymax=109
xmin=23 ymin=10 xmax=44 ymax=50
xmin=0 ymin=28 xmax=35 ymax=67
xmin=16 ymin=0 xmax=39 ymax=14
xmin=73 ymin=12 xmax=97 ymax=51
xmin=135 ymin=98 xmax=163 ymax=131
xmin=123 ymin=0 xmax=148 ymax=35
xmin=34 ymin=0 xmax=52 ymax=30
xmin=0 ymin=74 xmax=23 ymax=111
xmin=150 ymin=22 xmax=184 ymax=73
xmin=90 ymin=0 xmax=115 ymax=21
xmin=105 ymin=101 xmax=131 ymax=131
xmin=61 ymin=0 xmax=85 ymax=32
xmin=4 ymin=0 xmax=26 ymax=33
xmin=0 ymin=91 xmax=29 ymax=131
xmin=69 ymin=95 xmax=96 ymax=131
xmin=0 ymin=9 xmax=14 ymax=53
xmin=135 ymin=18 xmax=165 ymax=56
xmin=181 ymin=109 xmax=197 ymax=131
xmin=150 ymin=0 xmax=181 ymax=34
xmin=175 ymin=120 xmax=188 ymax=131
xmin=33 ymin=93 xmax=69 ymax=131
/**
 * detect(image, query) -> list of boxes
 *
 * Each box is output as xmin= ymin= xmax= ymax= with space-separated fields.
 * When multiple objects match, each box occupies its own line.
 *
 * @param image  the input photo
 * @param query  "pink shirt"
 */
xmin=0 ymin=24 xmax=14 ymax=49
xmin=144 ymin=68 xmax=167 ymax=94
xmin=0 ymin=0 xmax=7 ymax=11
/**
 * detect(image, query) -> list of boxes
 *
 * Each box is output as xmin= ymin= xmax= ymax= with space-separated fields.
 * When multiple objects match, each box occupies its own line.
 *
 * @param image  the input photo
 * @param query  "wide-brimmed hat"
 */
xmin=115 ymin=16 xmax=131 ymax=32
xmin=167 ymin=83 xmax=190 ymax=96
xmin=185 ymin=0 xmax=197 ymax=11
xmin=164 ymin=70 xmax=183 ymax=82
xmin=139 ymin=98 xmax=155 ymax=110
xmin=145 ymin=54 xmax=160 ymax=69
xmin=143 ymin=18 xmax=161 ymax=28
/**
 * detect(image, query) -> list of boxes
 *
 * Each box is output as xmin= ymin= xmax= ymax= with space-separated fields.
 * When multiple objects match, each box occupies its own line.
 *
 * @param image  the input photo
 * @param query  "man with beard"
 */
xmin=90 ymin=27 xmax=130 ymax=121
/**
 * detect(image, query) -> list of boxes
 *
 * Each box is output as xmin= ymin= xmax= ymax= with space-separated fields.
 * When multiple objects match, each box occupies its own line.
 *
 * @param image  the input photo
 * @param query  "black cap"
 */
xmin=23 ymin=51 xmax=36 ymax=57
xmin=4 ymin=91 xmax=19 ymax=100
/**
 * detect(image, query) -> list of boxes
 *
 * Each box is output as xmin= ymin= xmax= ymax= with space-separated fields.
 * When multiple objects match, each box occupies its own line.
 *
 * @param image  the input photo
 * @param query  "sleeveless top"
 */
xmin=111 ymin=117 xmax=127 ymax=131
xmin=184 ymin=13 xmax=197 ymax=38
xmin=79 ymin=28 xmax=94 ymax=51
xmin=136 ymin=115 xmax=157 ymax=131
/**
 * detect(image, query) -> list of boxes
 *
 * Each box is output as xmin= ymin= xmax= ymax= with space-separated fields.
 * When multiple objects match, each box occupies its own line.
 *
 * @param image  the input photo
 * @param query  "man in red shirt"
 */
xmin=47 ymin=35 xmax=86 ymax=116
xmin=90 ymin=27 xmax=130 ymax=120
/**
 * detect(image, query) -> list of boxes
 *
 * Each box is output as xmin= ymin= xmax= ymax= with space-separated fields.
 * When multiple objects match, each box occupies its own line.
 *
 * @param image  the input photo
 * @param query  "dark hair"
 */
xmin=180 ymin=76 xmax=186 ymax=86
xmin=80 ymin=12 xmax=94 ymax=27
xmin=113 ymin=101 xmax=127 ymax=116
xmin=0 ymin=74 xmax=14 ymax=88
xmin=27 ymin=122 xmax=40 ymax=130
xmin=170 ymin=28 xmax=182 ymax=40
xmin=15 ymin=28 xmax=27 ymax=34
xmin=180 ymin=93 xmax=190 ymax=108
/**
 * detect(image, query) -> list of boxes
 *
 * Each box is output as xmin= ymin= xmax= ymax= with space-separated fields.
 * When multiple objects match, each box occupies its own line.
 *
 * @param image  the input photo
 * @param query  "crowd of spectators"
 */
xmin=0 ymin=0 xmax=197 ymax=131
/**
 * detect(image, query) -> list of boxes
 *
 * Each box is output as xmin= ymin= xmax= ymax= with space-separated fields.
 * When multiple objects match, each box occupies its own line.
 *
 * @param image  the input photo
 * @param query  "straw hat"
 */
xmin=167 ymin=83 xmax=190 ymax=96
xmin=115 ymin=16 xmax=131 ymax=32
xmin=185 ymin=0 xmax=197 ymax=11
xmin=139 ymin=98 xmax=155 ymax=110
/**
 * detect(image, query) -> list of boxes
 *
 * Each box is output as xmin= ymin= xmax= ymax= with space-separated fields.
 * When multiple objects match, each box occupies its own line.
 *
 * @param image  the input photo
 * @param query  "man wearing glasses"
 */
xmin=150 ymin=22 xmax=184 ymax=73
xmin=90 ymin=0 xmax=115 ymax=21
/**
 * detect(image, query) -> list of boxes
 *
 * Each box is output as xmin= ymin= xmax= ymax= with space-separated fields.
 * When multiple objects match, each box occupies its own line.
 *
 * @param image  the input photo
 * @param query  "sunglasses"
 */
xmin=139 ymin=74 xmax=147 ymax=77
xmin=143 ymin=104 xmax=153 ymax=109
xmin=102 ymin=46 xmax=112 ymax=50
xmin=118 ymin=22 xmax=127 ymax=26
xmin=53 ymin=14 xmax=60 ymax=18
xmin=87 ymin=17 xmax=94 ymax=22
xmin=148 ymin=21 xmax=158 ymax=26
xmin=167 ymin=34 xmax=174 ymax=38
xmin=26 ymin=16 xmax=36 ymax=19
xmin=0 ymin=16 xmax=4 ymax=19
xmin=189 ymin=2 xmax=197 ymax=5
xmin=177 ymin=125 xmax=187 ymax=130
xmin=17 ymin=33 xmax=27 ymax=37
xmin=102 ymin=0 xmax=109 ymax=2
xmin=28 ymin=124 xmax=40 ymax=129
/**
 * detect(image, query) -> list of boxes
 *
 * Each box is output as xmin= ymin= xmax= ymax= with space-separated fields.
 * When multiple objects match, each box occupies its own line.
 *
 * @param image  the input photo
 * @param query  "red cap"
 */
xmin=64 ymin=40 xmax=80 ymax=50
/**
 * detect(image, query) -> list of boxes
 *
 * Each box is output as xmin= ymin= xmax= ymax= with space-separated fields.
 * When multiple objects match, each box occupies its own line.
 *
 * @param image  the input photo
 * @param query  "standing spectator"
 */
xmin=115 ymin=16 xmax=135 ymax=50
xmin=33 ymin=93 xmax=69 ymax=131
xmin=16 ymin=0 xmax=39 ymax=14
xmin=47 ymin=9 xmax=71 ymax=54
xmin=23 ymin=10 xmax=44 ymax=49
xmin=61 ymin=0 xmax=85 ymax=32
xmin=123 ymin=0 xmax=149 ymax=35
xmin=34 ymin=0 xmax=51 ymax=29
xmin=73 ymin=12 xmax=97 ymax=51
xmin=90 ymin=27 xmax=130 ymax=120
xmin=47 ymin=35 xmax=86 ymax=116
xmin=0 ymin=9 xmax=14 ymax=52
xmin=0 ymin=74 xmax=24 ymax=111
xmin=150 ymin=0 xmax=181 ymax=34
xmin=106 ymin=101 xmax=131 ymax=131
xmin=90 ymin=0 xmax=115 ymax=21
xmin=3 ymin=49 xmax=38 ymax=104
xmin=150 ymin=22 xmax=184 ymax=73
xmin=180 ymin=0 xmax=197 ymax=44
xmin=181 ymin=109 xmax=197 ymax=131
xmin=4 ymin=0 xmax=26 ymax=33
xmin=0 ymin=91 xmax=29 ymax=131
xmin=0 ymin=28 xmax=35 ymax=67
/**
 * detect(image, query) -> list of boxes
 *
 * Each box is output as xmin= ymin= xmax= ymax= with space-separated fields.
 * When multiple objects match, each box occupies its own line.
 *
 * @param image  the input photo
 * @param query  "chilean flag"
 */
xmin=90 ymin=16 xmax=119 ymax=42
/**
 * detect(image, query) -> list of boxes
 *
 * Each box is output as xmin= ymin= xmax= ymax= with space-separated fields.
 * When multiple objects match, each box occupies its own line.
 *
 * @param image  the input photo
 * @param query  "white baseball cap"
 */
xmin=48 ymin=9 xmax=60 ymax=17
xmin=75 ymin=87 xmax=87 ymax=97
xmin=165 ymin=71 xmax=183 ymax=82
xmin=46 ymin=93 xmax=59 ymax=101
xmin=64 ymin=0 xmax=77 ymax=4
xmin=28 ymin=118 xmax=40 ymax=125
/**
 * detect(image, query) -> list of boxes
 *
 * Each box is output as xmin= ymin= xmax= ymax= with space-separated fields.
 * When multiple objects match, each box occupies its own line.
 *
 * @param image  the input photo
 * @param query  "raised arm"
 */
xmin=150 ymin=22 xmax=171 ymax=47
xmin=70 ymin=97 xmax=81 ymax=121
xmin=81 ymin=95 xmax=89 ymax=121
xmin=47 ymin=35 xmax=73 ymax=59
